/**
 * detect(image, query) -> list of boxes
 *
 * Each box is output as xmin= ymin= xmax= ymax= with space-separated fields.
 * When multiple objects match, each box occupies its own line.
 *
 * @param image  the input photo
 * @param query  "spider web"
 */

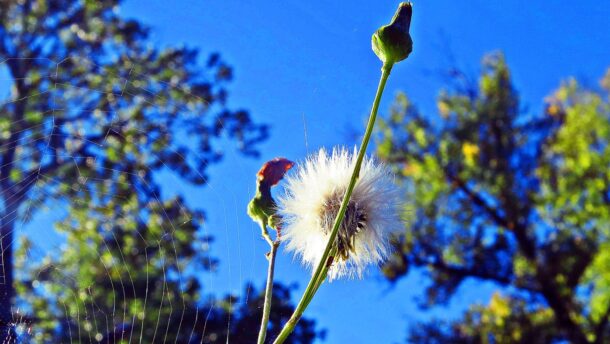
xmin=0 ymin=55 xmax=264 ymax=343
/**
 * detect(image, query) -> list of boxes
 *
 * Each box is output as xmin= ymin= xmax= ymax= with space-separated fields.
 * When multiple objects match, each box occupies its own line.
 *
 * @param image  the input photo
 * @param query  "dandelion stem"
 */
xmin=260 ymin=220 xmax=274 ymax=247
xmin=302 ymin=249 xmax=335 ymax=308
xmin=257 ymin=233 xmax=279 ymax=344
xmin=272 ymin=62 xmax=394 ymax=344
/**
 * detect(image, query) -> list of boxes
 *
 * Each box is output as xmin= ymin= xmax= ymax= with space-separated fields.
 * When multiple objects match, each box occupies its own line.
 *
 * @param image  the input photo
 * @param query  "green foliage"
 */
xmin=16 ymin=196 xmax=212 ymax=343
xmin=409 ymin=293 xmax=557 ymax=344
xmin=0 ymin=0 xmax=320 ymax=342
xmin=377 ymin=52 xmax=610 ymax=343
xmin=15 ymin=202 xmax=322 ymax=343
xmin=13 ymin=189 xmax=322 ymax=343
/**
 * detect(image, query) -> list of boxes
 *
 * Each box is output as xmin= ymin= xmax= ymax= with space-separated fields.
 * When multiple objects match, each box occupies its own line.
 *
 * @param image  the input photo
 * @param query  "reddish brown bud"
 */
xmin=257 ymin=158 xmax=294 ymax=186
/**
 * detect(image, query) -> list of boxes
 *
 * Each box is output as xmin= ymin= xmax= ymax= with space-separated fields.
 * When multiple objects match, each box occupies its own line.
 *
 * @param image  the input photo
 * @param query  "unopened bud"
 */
xmin=257 ymin=158 xmax=294 ymax=186
xmin=247 ymin=158 xmax=294 ymax=230
xmin=372 ymin=2 xmax=413 ymax=65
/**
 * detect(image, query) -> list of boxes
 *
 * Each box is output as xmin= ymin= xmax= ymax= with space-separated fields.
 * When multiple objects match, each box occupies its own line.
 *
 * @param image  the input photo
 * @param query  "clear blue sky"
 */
xmin=23 ymin=1 xmax=610 ymax=343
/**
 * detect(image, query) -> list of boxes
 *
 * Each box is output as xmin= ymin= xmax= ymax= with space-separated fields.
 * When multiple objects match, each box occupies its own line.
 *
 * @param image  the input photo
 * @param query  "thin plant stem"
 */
xmin=257 ymin=232 xmax=280 ymax=344
xmin=302 ymin=249 xmax=336 ymax=308
xmin=272 ymin=62 xmax=394 ymax=344
xmin=257 ymin=217 xmax=274 ymax=247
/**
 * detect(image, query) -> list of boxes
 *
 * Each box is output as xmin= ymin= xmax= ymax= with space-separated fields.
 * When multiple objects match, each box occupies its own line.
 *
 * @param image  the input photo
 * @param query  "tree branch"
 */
xmin=1 ymin=94 xmax=26 ymax=193
xmin=0 ymin=48 xmax=33 ymax=189
xmin=593 ymin=301 xmax=610 ymax=344
xmin=444 ymin=168 xmax=587 ymax=342
xmin=441 ymin=164 xmax=537 ymax=260
xmin=412 ymin=255 xmax=512 ymax=286
xmin=13 ymin=128 xmax=120 ymax=201
xmin=445 ymin=171 xmax=509 ymax=227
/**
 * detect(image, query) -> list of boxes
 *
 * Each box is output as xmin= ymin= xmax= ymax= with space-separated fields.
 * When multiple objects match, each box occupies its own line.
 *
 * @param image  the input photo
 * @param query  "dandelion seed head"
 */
xmin=279 ymin=147 xmax=401 ymax=280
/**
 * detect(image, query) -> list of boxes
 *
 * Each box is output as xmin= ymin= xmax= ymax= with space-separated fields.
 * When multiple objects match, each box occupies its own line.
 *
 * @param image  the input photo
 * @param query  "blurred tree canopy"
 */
xmin=15 ymin=197 xmax=321 ymax=343
xmin=378 ymin=53 xmax=610 ymax=343
xmin=0 ymin=0 xmax=321 ymax=342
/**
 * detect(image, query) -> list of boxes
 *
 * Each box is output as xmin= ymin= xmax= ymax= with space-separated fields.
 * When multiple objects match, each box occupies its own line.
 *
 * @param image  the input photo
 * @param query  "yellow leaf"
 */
xmin=462 ymin=142 xmax=480 ymax=166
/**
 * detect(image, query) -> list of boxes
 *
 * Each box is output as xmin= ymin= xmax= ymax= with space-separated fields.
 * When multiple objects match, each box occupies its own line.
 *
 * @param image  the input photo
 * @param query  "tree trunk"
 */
xmin=0 ymin=210 xmax=16 ymax=342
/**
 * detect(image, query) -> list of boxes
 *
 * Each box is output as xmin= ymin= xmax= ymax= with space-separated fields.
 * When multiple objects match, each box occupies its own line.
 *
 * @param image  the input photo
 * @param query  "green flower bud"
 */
xmin=372 ymin=2 xmax=413 ymax=65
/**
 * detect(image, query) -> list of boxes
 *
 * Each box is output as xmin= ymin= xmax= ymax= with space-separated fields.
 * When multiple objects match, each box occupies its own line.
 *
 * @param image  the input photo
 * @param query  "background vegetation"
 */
xmin=378 ymin=54 xmax=610 ymax=343
xmin=0 ymin=0 xmax=320 ymax=342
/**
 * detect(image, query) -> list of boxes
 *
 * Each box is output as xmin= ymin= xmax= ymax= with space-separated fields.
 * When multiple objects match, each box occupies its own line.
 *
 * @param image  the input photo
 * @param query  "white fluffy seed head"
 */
xmin=278 ymin=147 xmax=402 ymax=280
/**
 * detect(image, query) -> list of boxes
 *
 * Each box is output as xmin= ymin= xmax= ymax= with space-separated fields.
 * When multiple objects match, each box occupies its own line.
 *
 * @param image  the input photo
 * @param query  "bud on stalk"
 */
xmin=372 ymin=2 xmax=413 ymax=65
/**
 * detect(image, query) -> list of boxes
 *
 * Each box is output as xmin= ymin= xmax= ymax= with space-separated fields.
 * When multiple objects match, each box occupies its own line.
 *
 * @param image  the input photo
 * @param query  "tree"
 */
xmin=14 ymin=196 xmax=322 ymax=343
xmin=12 ymin=184 xmax=322 ymax=343
xmin=377 ymin=53 xmax=610 ymax=343
xmin=0 ymin=0 xmax=321 ymax=342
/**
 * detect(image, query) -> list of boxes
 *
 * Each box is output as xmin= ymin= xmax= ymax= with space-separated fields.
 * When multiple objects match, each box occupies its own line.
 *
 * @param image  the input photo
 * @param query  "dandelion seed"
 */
xmin=279 ymin=147 xmax=401 ymax=280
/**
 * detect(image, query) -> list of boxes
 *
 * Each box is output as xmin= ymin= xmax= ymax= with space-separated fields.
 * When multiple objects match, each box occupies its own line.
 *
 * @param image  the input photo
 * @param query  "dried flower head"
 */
xmin=278 ymin=147 xmax=401 ymax=280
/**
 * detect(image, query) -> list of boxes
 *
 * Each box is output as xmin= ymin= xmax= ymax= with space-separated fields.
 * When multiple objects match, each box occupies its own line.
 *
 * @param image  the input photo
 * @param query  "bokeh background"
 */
xmin=1 ymin=1 xmax=609 ymax=343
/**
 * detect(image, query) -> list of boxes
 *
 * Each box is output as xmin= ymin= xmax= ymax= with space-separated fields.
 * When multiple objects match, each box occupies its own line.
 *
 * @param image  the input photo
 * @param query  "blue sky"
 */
xmin=115 ymin=1 xmax=610 ymax=343
xmin=16 ymin=1 xmax=610 ymax=343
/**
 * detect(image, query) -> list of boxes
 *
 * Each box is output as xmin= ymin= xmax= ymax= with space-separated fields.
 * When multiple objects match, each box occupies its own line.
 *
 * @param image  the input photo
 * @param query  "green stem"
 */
xmin=257 ymin=238 xmax=280 ymax=344
xmin=260 ymin=219 xmax=274 ymax=247
xmin=303 ymin=251 xmax=335 ymax=308
xmin=272 ymin=62 xmax=394 ymax=344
